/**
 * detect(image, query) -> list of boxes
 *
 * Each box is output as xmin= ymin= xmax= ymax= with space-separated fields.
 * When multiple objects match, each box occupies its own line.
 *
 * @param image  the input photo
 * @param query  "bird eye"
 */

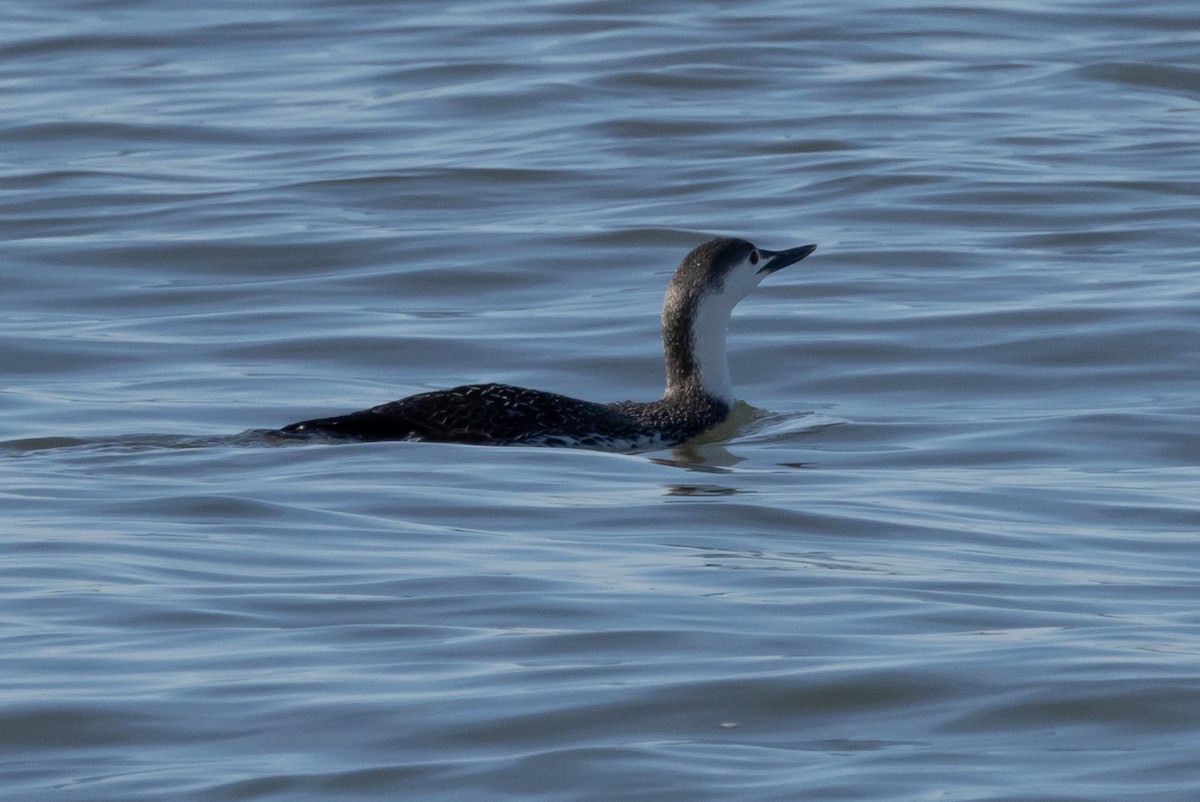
xmin=749 ymin=250 xmax=760 ymax=265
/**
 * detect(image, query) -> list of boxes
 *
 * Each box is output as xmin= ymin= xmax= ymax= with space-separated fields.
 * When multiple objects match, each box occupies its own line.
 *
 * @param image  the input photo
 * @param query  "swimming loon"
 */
xmin=274 ymin=237 xmax=816 ymax=450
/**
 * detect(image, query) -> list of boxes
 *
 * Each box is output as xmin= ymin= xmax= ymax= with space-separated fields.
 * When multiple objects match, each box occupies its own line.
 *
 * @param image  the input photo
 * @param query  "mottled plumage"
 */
xmin=279 ymin=383 xmax=721 ymax=450
xmin=275 ymin=237 xmax=816 ymax=451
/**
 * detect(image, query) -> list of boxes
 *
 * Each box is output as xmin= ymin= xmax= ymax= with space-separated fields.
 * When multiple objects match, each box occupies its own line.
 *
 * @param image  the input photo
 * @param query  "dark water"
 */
xmin=3 ymin=1 xmax=1199 ymax=799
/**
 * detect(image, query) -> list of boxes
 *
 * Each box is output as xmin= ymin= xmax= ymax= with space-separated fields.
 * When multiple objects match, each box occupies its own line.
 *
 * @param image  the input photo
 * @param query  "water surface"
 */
xmin=3 ymin=1 xmax=1199 ymax=800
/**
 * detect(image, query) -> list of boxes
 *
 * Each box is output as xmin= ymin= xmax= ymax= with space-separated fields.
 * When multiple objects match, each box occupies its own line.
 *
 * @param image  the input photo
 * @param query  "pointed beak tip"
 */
xmin=757 ymin=242 xmax=818 ymax=275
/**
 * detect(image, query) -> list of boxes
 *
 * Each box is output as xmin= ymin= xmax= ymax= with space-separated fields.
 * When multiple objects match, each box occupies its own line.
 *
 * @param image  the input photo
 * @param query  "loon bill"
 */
xmin=274 ymin=237 xmax=817 ymax=451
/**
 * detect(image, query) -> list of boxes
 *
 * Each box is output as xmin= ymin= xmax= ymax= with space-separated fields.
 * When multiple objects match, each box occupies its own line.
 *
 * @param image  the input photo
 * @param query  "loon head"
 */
xmin=661 ymin=237 xmax=817 ymax=405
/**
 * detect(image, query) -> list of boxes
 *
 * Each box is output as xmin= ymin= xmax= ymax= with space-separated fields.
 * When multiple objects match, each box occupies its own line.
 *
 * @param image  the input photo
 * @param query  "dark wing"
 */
xmin=276 ymin=383 xmax=650 ymax=445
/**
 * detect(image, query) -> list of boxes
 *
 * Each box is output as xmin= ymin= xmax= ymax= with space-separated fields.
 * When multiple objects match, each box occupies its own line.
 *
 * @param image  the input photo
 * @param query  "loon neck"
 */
xmin=661 ymin=288 xmax=735 ymax=406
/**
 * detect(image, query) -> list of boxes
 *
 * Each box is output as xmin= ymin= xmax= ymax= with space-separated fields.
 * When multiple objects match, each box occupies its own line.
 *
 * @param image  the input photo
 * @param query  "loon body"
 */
xmin=276 ymin=237 xmax=816 ymax=450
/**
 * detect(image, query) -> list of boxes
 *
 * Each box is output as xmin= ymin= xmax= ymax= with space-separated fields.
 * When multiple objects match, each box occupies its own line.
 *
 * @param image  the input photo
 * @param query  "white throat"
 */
xmin=688 ymin=290 xmax=739 ymax=405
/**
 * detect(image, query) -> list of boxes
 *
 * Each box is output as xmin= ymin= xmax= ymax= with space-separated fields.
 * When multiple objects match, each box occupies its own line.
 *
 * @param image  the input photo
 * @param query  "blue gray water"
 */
xmin=3 ymin=1 xmax=1199 ymax=799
